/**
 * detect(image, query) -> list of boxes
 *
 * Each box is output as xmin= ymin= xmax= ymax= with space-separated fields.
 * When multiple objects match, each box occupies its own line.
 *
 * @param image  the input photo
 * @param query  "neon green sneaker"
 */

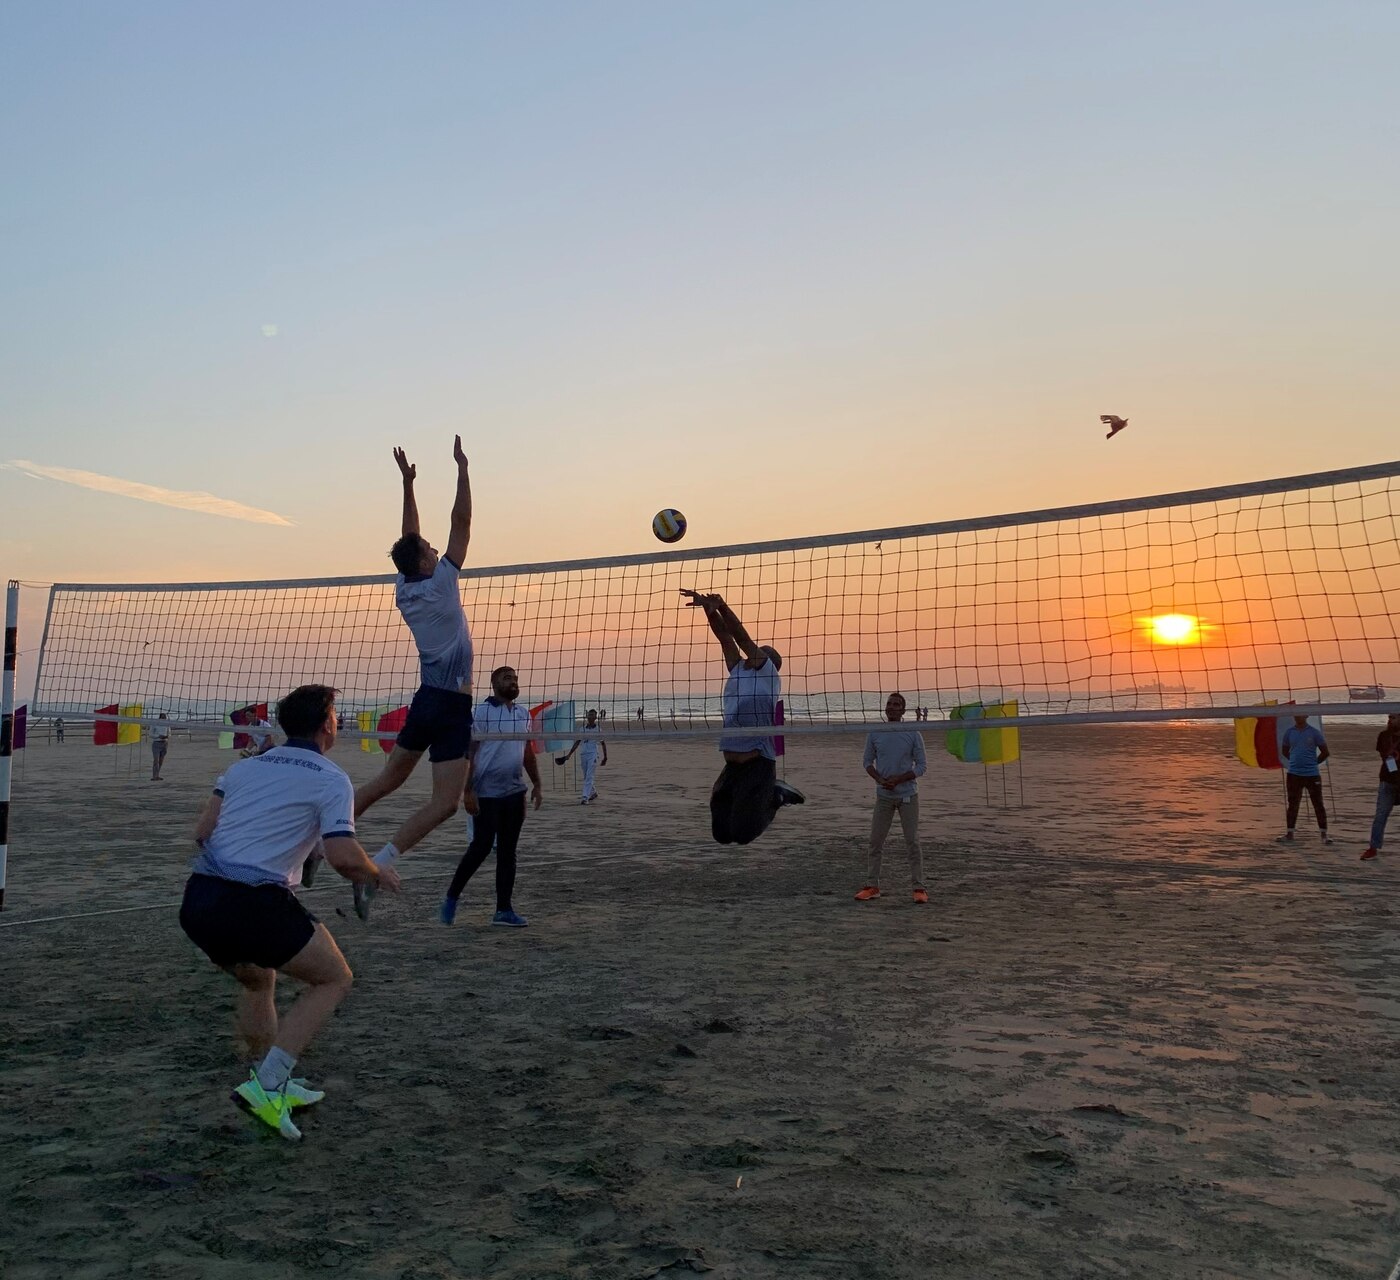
xmin=284 ymin=1078 xmax=324 ymax=1108
xmin=232 ymin=1074 xmax=302 ymax=1140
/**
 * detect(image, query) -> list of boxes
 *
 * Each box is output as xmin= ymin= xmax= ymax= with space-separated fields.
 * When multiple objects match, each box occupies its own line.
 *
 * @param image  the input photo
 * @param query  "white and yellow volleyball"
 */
xmin=652 ymin=508 xmax=687 ymax=544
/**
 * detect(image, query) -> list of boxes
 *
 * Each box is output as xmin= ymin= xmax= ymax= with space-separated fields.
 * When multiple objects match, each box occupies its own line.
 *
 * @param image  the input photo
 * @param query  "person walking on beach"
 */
xmin=1361 ymin=712 xmax=1400 ymax=860
xmin=558 ymin=708 xmax=607 ymax=803
xmin=151 ymin=712 xmax=171 ymax=781
xmin=854 ymin=692 xmax=929 ymax=903
xmin=1278 ymin=714 xmax=1331 ymax=845
xmin=55 ymin=717 xmax=65 ymax=744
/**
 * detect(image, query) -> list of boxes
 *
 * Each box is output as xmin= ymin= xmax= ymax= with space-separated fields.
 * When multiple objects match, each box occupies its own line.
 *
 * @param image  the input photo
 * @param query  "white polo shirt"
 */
xmin=472 ymin=698 xmax=531 ymax=798
xmin=719 ymin=658 xmax=781 ymax=760
xmin=397 ymin=555 xmax=474 ymax=691
xmin=192 ymin=740 xmax=355 ymax=888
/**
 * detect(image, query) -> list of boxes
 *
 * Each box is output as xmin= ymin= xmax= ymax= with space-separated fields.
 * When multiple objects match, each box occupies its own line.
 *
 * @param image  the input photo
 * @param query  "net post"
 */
xmin=1 ymin=579 xmax=18 ymax=909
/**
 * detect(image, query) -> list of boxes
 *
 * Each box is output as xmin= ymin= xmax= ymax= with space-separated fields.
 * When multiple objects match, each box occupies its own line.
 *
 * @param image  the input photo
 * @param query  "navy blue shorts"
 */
xmin=397 ymin=686 xmax=473 ymax=763
xmin=179 ymin=874 xmax=318 ymax=971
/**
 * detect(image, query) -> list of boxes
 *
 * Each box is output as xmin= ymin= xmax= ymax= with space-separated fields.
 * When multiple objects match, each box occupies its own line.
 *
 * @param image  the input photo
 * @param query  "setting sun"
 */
xmin=1150 ymin=613 xmax=1200 ymax=645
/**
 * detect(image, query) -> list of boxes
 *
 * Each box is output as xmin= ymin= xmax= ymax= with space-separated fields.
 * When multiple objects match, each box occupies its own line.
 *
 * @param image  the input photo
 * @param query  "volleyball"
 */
xmin=652 ymin=508 xmax=687 ymax=544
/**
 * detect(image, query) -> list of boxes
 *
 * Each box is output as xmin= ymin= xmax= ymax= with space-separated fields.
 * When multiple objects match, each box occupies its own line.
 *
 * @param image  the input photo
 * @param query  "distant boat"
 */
xmin=1348 ymin=684 xmax=1386 ymax=701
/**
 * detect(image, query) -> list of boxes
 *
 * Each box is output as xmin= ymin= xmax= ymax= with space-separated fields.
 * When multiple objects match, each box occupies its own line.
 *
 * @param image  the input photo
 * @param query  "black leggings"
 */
xmin=447 ymin=793 xmax=526 ymax=909
xmin=1286 ymin=774 xmax=1327 ymax=830
xmin=711 ymin=756 xmax=778 ymax=846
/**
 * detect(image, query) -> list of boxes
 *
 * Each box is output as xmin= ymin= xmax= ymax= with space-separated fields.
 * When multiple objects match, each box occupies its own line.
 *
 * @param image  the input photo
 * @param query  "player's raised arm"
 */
xmin=445 ymin=435 xmax=472 ymax=569
xmin=682 ymin=589 xmax=742 ymax=671
xmin=710 ymin=595 xmax=764 ymax=663
xmin=394 ymin=447 xmax=420 ymax=538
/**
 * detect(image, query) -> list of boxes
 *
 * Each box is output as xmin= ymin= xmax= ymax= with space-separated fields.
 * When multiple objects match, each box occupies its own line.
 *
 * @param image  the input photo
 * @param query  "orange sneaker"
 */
xmin=854 ymin=886 xmax=881 ymax=901
xmin=912 ymin=888 xmax=929 ymax=904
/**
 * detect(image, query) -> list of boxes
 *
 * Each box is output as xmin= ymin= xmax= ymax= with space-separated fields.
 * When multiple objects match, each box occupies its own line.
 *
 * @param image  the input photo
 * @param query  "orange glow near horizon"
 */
xmin=1148 ymin=613 xmax=1201 ymax=645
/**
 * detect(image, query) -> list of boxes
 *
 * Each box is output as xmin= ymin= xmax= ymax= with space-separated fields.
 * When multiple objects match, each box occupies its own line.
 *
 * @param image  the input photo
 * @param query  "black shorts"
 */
xmin=179 ymin=874 xmax=318 ymax=970
xmin=397 ymin=686 xmax=473 ymax=763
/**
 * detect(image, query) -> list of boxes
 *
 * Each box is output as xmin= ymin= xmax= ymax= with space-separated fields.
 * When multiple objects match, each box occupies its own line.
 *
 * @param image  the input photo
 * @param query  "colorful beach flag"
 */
xmin=93 ymin=703 xmax=119 ymax=746
xmin=376 ymin=705 xmax=408 ymax=754
xmin=219 ymin=702 xmax=268 ymax=750
xmin=1234 ymin=700 xmax=1286 ymax=769
xmin=118 ymin=702 xmax=143 ymax=746
xmin=946 ymin=699 xmax=1021 ymax=765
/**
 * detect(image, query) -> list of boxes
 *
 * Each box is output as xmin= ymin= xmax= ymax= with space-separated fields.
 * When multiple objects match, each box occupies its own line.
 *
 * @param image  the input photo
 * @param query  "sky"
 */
xmin=3 ymin=0 xmax=1399 ymax=693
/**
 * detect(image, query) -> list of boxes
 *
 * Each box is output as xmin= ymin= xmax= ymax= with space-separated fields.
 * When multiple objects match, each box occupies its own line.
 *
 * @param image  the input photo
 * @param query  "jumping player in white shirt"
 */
xmin=179 ymin=684 xmax=401 ymax=1141
xmin=353 ymin=437 xmax=475 ymax=919
xmin=682 ymin=589 xmax=804 ymax=844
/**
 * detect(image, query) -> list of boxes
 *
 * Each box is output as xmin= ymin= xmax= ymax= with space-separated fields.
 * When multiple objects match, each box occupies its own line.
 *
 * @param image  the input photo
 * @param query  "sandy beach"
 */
xmin=3 ymin=720 xmax=1400 ymax=1279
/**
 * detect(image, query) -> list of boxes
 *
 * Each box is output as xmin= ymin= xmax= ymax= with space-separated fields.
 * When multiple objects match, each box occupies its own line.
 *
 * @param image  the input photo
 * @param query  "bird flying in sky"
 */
xmin=1101 ymin=415 xmax=1128 ymax=440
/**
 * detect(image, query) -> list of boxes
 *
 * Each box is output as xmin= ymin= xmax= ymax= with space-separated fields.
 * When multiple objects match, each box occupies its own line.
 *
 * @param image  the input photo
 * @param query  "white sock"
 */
xmin=255 ymin=1045 xmax=296 ymax=1093
xmin=374 ymin=843 xmax=400 ymax=869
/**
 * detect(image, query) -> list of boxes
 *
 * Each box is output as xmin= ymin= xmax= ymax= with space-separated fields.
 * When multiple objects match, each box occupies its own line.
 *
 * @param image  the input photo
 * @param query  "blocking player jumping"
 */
xmin=353 ymin=437 xmax=475 ymax=919
xmin=558 ymin=708 xmax=607 ymax=804
xmin=682 ymin=589 xmax=804 ymax=844
xmin=179 ymin=684 xmax=401 ymax=1141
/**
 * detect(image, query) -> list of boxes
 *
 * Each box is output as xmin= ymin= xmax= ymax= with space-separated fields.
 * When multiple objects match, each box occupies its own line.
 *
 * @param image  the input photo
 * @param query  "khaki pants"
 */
xmin=869 ymin=794 xmax=923 ymax=889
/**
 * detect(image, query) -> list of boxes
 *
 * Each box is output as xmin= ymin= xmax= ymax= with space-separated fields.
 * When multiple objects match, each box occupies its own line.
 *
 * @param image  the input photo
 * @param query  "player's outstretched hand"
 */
xmin=393 ymin=447 xmax=416 ymax=481
xmin=680 ymin=588 xmax=718 ymax=608
xmin=453 ymin=434 xmax=469 ymax=469
xmin=377 ymin=864 xmax=403 ymax=893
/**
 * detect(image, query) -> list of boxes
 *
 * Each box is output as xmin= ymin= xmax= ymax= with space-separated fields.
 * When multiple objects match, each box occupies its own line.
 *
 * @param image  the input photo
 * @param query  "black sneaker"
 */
xmin=774 ymin=780 xmax=806 ymax=806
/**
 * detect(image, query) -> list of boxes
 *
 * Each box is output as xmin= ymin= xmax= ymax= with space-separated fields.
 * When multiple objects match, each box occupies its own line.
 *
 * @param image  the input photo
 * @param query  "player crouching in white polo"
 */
xmin=179 ymin=684 xmax=401 ymax=1141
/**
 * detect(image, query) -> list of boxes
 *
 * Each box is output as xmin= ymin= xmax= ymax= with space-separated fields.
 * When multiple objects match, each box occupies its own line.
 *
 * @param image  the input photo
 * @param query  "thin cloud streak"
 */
xmin=5 ymin=460 xmax=294 ymax=526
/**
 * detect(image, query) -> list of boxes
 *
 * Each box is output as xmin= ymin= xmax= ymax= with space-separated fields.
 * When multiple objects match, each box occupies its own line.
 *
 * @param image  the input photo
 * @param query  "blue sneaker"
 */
xmin=491 ymin=909 xmax=528 ymax=928
xmin=439 ymin=896 xmax=459 ymax=926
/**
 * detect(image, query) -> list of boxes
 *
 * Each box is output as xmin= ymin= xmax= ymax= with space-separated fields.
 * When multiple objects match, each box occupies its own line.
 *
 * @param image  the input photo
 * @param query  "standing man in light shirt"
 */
xmin=1278 ymin=713 xmax=1332 ymax=845
xmin=682 ymin=589 xmax=804 ymax=845
xmin=178 ymin=684 xmax=401 ymax=1141
xmin=150 ymin=711 xmax=171 ymax=781
xmin=558 ymin=708 xmax=607 ymax=804
xmin=440 ymin=665 xmax=542 ymax=927
xmin=354 ymin=437 xmax=475 ymax=920
xmin=855 ymin=692 xmax=929 ymax=903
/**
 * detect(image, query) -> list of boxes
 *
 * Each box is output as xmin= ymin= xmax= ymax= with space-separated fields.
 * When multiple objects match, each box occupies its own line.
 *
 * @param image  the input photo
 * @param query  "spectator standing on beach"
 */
xmin=1361 ymin=712 xmax=1400 ymax=861
xmin=1278 ymin=714 xmax=1331 ymax=845
xmin=151 ymin=712 xmax=171 ymax=781
xmin=854 ymin=693 xmax=928 ymax=904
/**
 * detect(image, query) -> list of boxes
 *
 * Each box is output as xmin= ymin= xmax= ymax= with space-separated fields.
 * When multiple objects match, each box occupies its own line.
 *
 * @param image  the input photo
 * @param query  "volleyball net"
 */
xmin=21 ymin=459 xmax=1400 ymax=742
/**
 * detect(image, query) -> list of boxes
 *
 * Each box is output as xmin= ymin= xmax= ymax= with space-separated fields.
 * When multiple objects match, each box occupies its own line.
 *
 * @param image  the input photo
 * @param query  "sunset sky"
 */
xmin=4 ymin=2 xmax=1399 ymax=696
